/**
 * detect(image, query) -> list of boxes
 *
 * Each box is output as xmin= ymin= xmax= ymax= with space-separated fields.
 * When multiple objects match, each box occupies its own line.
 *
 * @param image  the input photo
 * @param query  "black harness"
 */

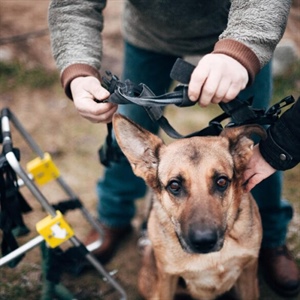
xmin=0 ymin=150 xmax=32 ymax=267
xmin=99 ymin=58 xmax=295 ymax=166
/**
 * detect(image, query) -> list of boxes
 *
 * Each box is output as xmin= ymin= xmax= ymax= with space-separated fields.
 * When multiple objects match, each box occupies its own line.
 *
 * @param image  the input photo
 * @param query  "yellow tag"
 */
xmin=36 ymin=211 xmax=74 ymax=248
xmin=26 ymin=153 xmax=60 ymax=185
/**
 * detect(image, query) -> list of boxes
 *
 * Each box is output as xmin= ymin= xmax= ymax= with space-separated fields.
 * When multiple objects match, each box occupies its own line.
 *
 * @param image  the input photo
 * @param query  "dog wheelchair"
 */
xmin=0 ymin=107 xmax=127 ymax=300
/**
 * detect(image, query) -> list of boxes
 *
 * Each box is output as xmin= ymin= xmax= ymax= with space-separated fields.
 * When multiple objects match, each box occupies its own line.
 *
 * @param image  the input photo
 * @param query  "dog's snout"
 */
xmin=188 ymin=228 xmax=218 ymax=254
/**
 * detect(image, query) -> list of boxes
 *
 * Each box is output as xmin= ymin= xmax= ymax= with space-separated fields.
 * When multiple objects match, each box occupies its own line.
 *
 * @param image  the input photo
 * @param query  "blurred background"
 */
xmin=0 ymin=1 xmax=299 ymax=299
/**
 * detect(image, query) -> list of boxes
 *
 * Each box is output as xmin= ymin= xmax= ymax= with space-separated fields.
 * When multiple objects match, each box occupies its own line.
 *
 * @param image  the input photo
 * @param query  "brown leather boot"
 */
xmin=259 ymin=245 xmax=300 ymax=297
xmin=85 ymin=222 xmax=132 ymax=264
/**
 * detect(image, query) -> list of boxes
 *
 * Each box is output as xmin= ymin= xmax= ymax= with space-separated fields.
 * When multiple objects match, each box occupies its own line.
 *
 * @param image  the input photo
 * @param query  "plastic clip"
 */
xmin=36 ymin=211 xmax=74 ymax=248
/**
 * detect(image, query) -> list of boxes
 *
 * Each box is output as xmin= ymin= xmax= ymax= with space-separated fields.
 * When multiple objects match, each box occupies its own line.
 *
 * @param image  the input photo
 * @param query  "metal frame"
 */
xmin=0 ymin=108 xmax=127 ymax=299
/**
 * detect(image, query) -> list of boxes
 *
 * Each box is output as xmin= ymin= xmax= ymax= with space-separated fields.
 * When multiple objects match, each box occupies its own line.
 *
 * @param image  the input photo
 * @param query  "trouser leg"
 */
xmin=238 ymin=62 xmax=293 ymax=248
xmin=97 ymin=42 xmax=178 ymax=227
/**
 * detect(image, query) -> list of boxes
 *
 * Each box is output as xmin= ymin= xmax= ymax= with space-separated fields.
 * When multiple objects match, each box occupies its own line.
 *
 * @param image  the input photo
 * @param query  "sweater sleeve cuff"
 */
xmin=61 ymin=64 xmax=101 ymax=100
xmin=213 ymin=39 xmax=261 ymax=85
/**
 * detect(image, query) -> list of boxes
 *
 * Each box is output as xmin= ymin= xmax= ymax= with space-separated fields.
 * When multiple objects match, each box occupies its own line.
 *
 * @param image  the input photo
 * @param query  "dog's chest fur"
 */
xmin=157 ymin=235 xmax=257 ymax=299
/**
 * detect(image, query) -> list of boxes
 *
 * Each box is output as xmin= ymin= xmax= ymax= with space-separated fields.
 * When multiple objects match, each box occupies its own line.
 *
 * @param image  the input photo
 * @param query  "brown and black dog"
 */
xmin=113 ymin=114 xmax=266 ymax=300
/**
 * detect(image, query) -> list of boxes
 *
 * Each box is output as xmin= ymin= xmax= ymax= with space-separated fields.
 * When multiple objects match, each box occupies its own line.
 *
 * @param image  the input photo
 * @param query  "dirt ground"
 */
xmin=0 ymin=1 xmax=300 ymax=300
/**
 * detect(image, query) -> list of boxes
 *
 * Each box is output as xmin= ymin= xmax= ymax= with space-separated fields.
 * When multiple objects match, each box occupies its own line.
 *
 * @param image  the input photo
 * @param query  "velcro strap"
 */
xmin=170 ymin=58 xmax=195 ymax=84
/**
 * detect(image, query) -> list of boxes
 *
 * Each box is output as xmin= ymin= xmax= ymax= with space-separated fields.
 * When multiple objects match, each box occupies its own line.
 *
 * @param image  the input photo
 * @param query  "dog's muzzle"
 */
xmin=177 ymin=224 xmax=225 ymax=254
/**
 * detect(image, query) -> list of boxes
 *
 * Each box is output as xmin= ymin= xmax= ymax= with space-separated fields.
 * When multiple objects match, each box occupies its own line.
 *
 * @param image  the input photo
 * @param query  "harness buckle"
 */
xmin=265 ymin=95 xmax=295 ymax=118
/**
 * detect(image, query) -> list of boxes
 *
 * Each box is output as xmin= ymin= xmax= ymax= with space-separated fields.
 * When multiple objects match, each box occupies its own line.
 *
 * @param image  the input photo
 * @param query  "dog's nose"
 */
xmin=188 ymin=228 xmax=218 ymax=254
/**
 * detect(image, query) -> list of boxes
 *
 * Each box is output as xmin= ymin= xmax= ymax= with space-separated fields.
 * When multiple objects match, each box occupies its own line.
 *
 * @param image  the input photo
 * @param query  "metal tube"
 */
xmin=6 ymin=152 xmax=57 ymax=217
xmin=0 ymin=235 xmax=44 ymax=267
xmin=56 ymin=176 xmax=104 ymax=240
xmin=8 ymin=109 xmax=45 ymax=158
xmin=79 ymin=206 xmax=104 ymax=241
xmin=84 ymin=251 xmax=127 ymax=299
xmin=1 ymin=115 xmax=10 ymax=134
xmin=67 ymin=235 xmax=127 ymax=299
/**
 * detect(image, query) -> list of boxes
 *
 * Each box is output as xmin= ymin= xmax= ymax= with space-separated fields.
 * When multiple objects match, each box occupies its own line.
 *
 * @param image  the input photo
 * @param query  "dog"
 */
xmin=113 ymin=113 xmax=266 ymax=300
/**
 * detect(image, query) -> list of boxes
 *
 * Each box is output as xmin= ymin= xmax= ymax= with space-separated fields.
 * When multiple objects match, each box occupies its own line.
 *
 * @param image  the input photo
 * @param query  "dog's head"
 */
xmin=113 ymin=114 xmax=265 ymax=254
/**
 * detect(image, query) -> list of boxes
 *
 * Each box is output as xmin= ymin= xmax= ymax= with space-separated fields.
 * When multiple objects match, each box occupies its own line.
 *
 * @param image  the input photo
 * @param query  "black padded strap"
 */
xmin=170 ymin=57 xmax=195 ymax=84
xmin=0 ymin=151 xmax=31 ymax=267
xmin=103 ymin=74 xmax=195 ymax=108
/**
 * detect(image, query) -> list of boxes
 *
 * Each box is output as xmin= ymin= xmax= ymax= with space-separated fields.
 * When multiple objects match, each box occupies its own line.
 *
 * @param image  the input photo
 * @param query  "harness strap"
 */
xmin=0 ymin=150 xmax=31 ymax=267
xmin=102 ymin=71 xmax=223 ymax=139
xmin=52 ymin=198 xmax=83 ymax=214
xmin=98 ymin=59 xmax=295 ymax=166
xmin=102 ymin=72 xmax=194 ymax=108
xmin=99 ymin=122 xmax=124 ymax=167
xmin=41 ymin=240 xmax=89 ymax=279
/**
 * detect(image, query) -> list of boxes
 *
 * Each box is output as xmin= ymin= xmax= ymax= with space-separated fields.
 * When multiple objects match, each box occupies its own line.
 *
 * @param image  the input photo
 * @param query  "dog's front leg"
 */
xmin=154 ymin=270 xmax=178 ymax=300
xmin=233 ymin=260 xmax=259 ymax=300
xmin=139 ymin=246 xmax=178 ymax=300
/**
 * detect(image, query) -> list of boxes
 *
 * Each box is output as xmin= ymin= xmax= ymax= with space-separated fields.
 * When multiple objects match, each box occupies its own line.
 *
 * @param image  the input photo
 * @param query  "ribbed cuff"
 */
xmin=61 ymin=64 xmax=101 ymax=100
xmin=213 ymin=39 xmax=260 ymax=85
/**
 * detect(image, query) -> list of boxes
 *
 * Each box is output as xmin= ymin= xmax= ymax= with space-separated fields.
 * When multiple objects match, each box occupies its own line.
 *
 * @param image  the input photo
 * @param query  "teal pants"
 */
xmin=97 ymin=42 xmax=293 ymax=248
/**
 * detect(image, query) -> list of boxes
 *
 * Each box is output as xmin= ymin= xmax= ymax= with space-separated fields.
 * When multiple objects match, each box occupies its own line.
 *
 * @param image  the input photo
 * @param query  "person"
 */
xmin=244 ymin=97 xmax=300 ymax=191
xmin=243 ymin=97 xmax=300 ymax=296
xmin=48 ymin=0 xmax=299 ymax=297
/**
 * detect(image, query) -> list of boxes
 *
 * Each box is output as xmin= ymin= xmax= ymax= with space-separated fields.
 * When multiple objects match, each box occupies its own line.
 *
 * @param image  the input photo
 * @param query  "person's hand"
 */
xmin=70 ymin=76 xmax=118 ymax=123
xmin=243 ymin=145 xmax=276 ymax=192
xmin=188 ymin=53 xmax=249 ymax=106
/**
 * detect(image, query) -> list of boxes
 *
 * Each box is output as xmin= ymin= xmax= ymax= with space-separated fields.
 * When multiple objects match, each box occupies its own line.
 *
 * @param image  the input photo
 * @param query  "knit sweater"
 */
xmin=48 ymin=0 xmax=291 ymax=98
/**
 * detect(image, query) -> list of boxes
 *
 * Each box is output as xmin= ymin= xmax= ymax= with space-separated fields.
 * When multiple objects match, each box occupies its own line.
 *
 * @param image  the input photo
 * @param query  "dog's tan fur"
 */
xmin=113 ymin=114 xmax=265 ymax=300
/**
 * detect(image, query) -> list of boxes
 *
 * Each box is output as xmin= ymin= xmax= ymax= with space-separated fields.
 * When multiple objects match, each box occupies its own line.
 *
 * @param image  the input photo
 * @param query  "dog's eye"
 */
xmin=216 ymin=176 xmax=230 ymax=191
xmin=167 ymin=180 xmax=181 ymax=195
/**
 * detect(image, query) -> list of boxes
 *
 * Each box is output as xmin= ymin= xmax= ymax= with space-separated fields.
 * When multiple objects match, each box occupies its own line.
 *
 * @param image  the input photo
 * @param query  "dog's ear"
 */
xmin=113 ymin=114 xmax=164 ymax=186
xmin=220 ymin=125 xmax=266 ymax=173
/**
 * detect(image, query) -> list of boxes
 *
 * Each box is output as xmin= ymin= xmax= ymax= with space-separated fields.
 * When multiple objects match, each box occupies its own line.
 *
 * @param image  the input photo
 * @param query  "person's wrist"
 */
xmin=213 ymin=39 xmax=260 ymax=85
xmin=61 ymin=64 xmax=101 ymax=100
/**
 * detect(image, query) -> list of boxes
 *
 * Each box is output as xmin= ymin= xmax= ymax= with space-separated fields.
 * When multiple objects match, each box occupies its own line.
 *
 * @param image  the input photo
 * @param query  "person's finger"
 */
xmin=198 ymin=73 xmax=222 ymax=106
xmin=92 ymin=104 xmax=118 ymax=123
xmin=70 ymin=76 xmax=118 ymax=123
xmin=244 ymin=175 xmax=263 ymax=192
xmin=188 ymin=65 xmax=209 ymax=102
xmin=188 ymin=54 xmax=249 ymax=107
xmin=77 ymin=101 xmax=117 ymax=123
xmin=89 ymin=82 xmax=110 ymax=102
xmin=210 ymin=77 xmax=231 ymax=104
